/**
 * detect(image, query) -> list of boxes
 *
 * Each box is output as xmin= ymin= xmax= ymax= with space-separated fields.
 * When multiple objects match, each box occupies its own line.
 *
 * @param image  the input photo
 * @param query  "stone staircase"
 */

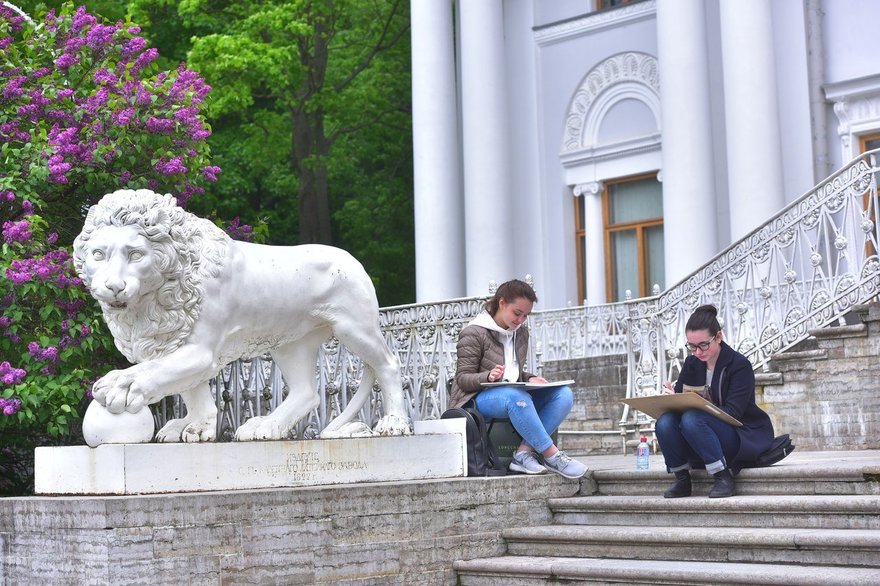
xmin=453 ymin=453 xmax=880 ymax=585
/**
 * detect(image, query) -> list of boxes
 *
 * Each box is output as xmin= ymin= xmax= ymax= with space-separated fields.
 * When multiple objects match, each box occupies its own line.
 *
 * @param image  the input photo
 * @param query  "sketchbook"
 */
xmin=621 ymin=392 xmax=743 ymax=427
xmin=481 ymin=379 xmax=575 ymax=389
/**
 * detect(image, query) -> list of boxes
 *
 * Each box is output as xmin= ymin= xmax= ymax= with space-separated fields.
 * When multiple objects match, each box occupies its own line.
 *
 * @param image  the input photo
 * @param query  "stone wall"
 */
xmin=760 ymin=302 xmax=880 ymax=451
xmin=543 ymin=353 xmax=628 ymax=455
xmin=0 ymin=475 xmax=581 ymax=585
xmin=545 ymin=301 xmax=880 ymax=454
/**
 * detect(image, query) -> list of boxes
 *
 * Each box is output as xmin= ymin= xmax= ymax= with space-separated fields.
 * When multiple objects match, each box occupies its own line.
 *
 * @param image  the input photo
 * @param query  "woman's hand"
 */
xmin=528 ymin=376 xmax=548 ymax=384
xmin=663 ymin=381 xmax=675 ymax=394
xmin=488 ymin=364 xmax=505 ymax=382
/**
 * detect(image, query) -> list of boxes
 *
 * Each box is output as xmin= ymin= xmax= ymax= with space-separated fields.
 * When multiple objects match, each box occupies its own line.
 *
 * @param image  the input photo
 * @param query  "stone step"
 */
xmin=549 ymin=495 xmax=880 ymax=529
xmin=502 ymin=524 xmax=880 ymax=568
xmin=453 ymin=556 xmax=880 ymax=585
xmin=590 ymin=459 xmax=880 ymax=496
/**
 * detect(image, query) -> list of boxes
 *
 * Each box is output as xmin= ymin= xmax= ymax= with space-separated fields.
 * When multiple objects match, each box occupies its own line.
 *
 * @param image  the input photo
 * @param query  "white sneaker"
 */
xmin=543 ymin=450 xmax=588 ymax=479
xmin=508 ymin=450 xmax=547 ymax=475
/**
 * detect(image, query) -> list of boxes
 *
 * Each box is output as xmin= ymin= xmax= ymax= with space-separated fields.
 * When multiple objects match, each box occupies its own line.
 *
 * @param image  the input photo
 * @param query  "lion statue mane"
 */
xmin=73 ymin=189 xmax=411 ymax=444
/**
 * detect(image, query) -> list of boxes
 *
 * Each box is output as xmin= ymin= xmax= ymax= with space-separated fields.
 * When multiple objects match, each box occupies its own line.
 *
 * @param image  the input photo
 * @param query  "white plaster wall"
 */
xmin=504 ymin=1 xmax=548 ymax=297
xmin=771 ymin=0 xmax=816 ymax=204
xmin=534 ymin=0 xmax=594 ymax=28
xmin=822 ymin=0 xmax=880 ymax=85
xmin=534 ymin=17 xmax=659 ymax=306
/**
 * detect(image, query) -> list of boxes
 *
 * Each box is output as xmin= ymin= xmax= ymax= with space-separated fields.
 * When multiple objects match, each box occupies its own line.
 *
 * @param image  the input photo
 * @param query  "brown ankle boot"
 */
xmin=663 ymin=470 xmax=692 ymax=498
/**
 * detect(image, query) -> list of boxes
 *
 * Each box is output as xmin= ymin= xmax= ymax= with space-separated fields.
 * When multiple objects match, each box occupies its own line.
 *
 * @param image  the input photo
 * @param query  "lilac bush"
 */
xmin=0 ymin=1 xmax=223 ymax=445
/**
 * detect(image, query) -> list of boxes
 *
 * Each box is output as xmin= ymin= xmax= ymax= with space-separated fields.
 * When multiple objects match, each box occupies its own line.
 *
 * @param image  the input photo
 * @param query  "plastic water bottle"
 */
xmin=636 ymin=435 xmax=650 ymax=470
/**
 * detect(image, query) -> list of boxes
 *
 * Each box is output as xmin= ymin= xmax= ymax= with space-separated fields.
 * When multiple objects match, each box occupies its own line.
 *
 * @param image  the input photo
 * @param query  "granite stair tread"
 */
xmin=453 ymin=556 xmax=880 ymax=585
xmin=502 ymin=524 xmax=880 ymax=567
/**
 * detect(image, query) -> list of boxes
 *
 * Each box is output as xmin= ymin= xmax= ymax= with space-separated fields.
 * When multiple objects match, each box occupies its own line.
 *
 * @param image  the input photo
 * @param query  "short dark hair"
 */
xmin=685 ymin=304 xmax=721 ymax=336
xmin=484 ymin=279 xmax=537 ymax=316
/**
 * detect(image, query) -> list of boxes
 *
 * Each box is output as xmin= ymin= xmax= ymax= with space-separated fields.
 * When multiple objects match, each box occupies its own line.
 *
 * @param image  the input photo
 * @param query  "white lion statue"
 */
xmin=72 ymin=189 xmax=411 ymax=443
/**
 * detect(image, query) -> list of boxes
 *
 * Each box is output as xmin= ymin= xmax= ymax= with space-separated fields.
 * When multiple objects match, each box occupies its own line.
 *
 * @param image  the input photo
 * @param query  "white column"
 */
xmin=575 ymin=183 xmax=607 ymax=305
xmin=459 ymin=0 xmax=513 ymax=294
xmin=656 ymin=0 xmax=718 ymax=285
xmin=411 ymin=0 xmax=464 ymax=302
xmin=720 ymin=0 xmax=786 ymax=241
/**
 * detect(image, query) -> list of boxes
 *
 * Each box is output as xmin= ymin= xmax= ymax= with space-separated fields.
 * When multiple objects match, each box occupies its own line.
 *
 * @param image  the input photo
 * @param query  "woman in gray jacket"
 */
xmin=448 ymin=279 xmax=587 ymax=478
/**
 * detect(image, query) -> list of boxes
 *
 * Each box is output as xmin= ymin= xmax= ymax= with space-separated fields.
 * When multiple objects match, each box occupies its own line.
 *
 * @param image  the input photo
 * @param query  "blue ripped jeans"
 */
xmin=473 ymin=384 xmax=574 ymax=454
xmin=655 ymin=409 xmax=741 ymax=474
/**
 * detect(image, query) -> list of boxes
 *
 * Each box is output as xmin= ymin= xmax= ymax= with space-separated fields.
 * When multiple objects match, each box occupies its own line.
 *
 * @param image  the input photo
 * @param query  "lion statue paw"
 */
xmin=235 ymin=416 xmax=290 ymax=441
xmin=374 ymin=414 xmax=412 ymax=436
xmin=156 ymin=416 xmax=216 ymax=443
xmin=319 ymin=421 xmax=376 ymax=439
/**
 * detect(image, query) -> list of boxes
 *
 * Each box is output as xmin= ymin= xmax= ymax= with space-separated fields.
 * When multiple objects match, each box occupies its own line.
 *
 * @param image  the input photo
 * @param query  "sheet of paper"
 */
xmin=481 ymin=379 xmax=575 ymax=389
xmin=621 ymin=392 xmax=742 ymax=427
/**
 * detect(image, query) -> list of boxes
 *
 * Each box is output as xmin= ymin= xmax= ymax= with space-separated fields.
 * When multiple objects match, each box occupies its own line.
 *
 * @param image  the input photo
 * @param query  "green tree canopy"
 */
xmin=128 ymin=0 xmax=415 ymax=304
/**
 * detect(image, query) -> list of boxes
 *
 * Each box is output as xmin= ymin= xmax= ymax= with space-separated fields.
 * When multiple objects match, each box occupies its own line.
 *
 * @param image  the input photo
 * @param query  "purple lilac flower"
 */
xmin=71 ymin=6 xmax=97 ymax=34
xmin=2 ymin=219 xmax=32 ymax=243
xmin=132 ymin=47 xmax=159 ymax=72
xmin=54 ymin=53 xmax=80 ymax=69
xmin=146 ymin=117 xmax=175 ymax=134
xmin=21 ymin=200 xmax=33 ymax=215
xmin=0 ymin=397 xmax=23 ymax=416
xmin=0 ymin=316 xmax=12 ymax=329
xmin=80 ymin=324 xmax=91 ymax=336
xmin=121 ymin=36 xmax=147 ymax=59
xmin=0 ymin=361 xmax=27 ymax=385
xmin=112 ymin=107 xmax=135 ymax=126
xmin=202 ymin=166 xmax=221 ymax=182
xmin=93 ymin=68 xmax=118 ymax=86
xmin=154 ymin=157 xmax=188 ymax=176
xmin=2 ymin=75 xmax=26 ymax=100
xmin=0 ymin=37 xmax=11 ymax=51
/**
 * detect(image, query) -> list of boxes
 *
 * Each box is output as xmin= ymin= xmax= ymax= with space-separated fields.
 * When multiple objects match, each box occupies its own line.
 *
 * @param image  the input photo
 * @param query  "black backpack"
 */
xmin=741 ymin=434 xmax=796 ymax=468
xmin=441 ymin=407 xmax=507 ymax=477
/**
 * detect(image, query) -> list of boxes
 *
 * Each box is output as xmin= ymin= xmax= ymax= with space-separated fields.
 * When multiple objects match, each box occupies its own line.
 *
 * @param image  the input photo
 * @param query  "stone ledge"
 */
xmin=809 ymin=323 xmax=868 ymax=339
xmin=34 ymin=419 xmax=466 ymax=495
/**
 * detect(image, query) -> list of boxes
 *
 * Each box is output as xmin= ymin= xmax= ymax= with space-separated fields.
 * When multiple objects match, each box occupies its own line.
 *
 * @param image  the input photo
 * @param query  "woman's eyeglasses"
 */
xmin=685 ymin=337 xmax=715 ymax=352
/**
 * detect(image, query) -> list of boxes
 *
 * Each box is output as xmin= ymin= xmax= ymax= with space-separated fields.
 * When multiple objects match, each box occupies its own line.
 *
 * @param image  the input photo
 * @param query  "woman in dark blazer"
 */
xmin=657 ymin=305 xmax=774 ymax=498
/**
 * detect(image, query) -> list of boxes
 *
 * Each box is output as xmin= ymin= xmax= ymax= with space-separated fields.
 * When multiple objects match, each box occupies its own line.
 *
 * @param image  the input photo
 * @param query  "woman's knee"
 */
xmin=655 ymin=412 xmax=678 ymax=434
xmin=679 ymin=409 xmax=707 ymax=430
xmin=552 ymin=385 xmax=574 ymax=411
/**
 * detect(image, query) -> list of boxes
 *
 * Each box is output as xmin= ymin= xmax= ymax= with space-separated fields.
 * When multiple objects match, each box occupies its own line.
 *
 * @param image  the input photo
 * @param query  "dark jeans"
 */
xmin=655 ymin=409 xmax=740 ymax=474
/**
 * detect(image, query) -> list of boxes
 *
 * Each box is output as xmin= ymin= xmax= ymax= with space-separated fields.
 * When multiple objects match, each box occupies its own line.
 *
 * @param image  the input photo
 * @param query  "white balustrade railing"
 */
xmin=153 ymin=150 xmax=880 ymax=441
xmin=621 ymin=149 xmax=880 ymax=431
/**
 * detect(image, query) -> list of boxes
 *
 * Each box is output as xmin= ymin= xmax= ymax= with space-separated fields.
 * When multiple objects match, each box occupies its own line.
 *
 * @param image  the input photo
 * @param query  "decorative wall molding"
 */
xmin=562 ymin=52 xmax=660 ymax=153
xmin=573 ymin=181 xmax=604 ymax=197
xmin=534 ymin=0 xmax=656 ymax=47
xmin=825 ymin=74 xmax=880 ymax=160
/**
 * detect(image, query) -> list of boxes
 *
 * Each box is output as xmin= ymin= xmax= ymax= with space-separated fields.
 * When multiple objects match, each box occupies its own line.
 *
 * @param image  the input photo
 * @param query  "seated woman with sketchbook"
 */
xmin=657 ymin=305 xmax=774 ymax=498
xmin=448 ymin=279 xmax=588 ymax=479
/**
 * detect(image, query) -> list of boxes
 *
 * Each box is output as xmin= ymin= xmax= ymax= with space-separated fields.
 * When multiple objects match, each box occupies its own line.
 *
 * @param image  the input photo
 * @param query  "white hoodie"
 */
xmin=468 ymin=311 xmax=521 ymax=383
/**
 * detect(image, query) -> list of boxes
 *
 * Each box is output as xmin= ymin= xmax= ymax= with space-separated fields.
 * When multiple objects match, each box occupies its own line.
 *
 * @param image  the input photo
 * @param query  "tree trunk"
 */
xmin=292 ymin=107 xmax=332 ymax=244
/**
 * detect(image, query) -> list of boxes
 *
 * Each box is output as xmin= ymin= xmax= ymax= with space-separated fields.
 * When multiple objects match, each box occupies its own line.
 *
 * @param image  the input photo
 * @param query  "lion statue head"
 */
xmin=73 ymin=189 xmax=230 ymax=363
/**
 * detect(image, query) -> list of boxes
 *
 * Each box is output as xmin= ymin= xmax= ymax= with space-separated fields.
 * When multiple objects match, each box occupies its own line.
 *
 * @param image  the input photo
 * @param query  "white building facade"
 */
xmin=411 ymin=0 xmax=880 ymax=308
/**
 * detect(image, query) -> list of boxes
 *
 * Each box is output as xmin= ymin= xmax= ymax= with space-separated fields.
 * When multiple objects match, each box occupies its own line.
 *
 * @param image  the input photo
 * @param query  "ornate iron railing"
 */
xmin=621 ymin=149 xmax=880 ymax=431
xmin=153 ymin=150 xmax=880 ymax=442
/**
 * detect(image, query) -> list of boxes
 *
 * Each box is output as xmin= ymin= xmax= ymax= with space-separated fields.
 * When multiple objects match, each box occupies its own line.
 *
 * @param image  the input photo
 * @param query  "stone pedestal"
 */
xmin=34 ymin=419 xmax=465 ymax=495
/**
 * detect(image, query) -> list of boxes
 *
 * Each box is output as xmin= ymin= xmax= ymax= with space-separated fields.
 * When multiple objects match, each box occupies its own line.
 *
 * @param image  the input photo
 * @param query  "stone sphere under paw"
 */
xmin=82 ymin=400 xmax=155 ymax=447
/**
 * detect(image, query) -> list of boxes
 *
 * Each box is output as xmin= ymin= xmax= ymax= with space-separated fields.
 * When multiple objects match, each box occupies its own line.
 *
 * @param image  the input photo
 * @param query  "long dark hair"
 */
xmin=484 ymin=279 xmax=537 ymax=316
xmin=685 ymin=304 xmax=721 ymax=336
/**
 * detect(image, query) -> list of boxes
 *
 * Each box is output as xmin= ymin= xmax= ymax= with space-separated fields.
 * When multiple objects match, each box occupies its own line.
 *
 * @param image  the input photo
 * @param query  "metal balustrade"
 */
xmin=152 ymin=150 xmax=880 ymax=443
